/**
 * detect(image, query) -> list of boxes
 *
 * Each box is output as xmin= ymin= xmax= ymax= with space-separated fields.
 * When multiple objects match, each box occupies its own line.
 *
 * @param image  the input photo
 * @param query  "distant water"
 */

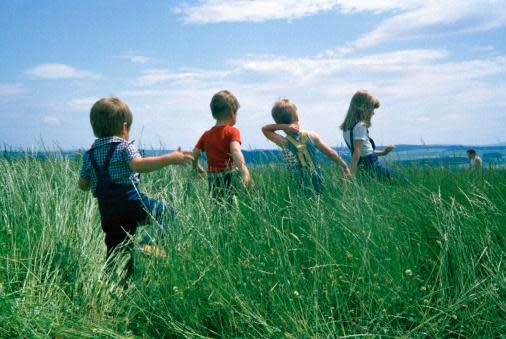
xmin=2 ymin=145 xmax=505 ymax=167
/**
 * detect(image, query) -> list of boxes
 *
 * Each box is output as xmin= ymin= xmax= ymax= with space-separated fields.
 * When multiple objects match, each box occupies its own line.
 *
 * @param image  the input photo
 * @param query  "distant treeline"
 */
xmin=2 ymin=145 xmax=505 ymax=167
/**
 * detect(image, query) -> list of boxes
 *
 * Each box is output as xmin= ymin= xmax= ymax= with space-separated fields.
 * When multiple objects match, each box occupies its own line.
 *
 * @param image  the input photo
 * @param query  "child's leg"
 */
xmin=138 ymin=195 xmax=176 ymax=244
xmin=363 ymin=154 xmax=410 ymax=182
xmin=103 ymin=225 xmax=136 ymax=278
xmin=208 ymin=172 xmax=237 ymax=204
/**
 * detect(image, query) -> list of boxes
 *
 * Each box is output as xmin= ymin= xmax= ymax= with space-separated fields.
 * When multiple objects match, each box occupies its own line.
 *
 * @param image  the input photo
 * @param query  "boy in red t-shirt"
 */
xmin=193 ymin=90 xmax=251 ymax=201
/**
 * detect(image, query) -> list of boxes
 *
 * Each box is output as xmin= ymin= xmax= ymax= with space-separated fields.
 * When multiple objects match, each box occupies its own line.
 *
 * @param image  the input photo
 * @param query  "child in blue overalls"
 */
xmin=262 ymin=98 xmax=350 ymax=193
xmin=78 ymin=97 xmax=193 ymax=276
xmin=340 ymin=89 xmax=396 ymax=179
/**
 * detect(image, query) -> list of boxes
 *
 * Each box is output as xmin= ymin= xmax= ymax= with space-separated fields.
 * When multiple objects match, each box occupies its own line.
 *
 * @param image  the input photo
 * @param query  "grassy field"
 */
xmin=0 ymin=155 xmax=505 ymax=338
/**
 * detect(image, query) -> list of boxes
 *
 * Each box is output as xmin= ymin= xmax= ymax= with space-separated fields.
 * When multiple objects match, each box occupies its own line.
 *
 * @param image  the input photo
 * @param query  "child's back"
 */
xmin=193 ymin=90 xmax=251 ymax=202
xmin=282 ymin=130 xmax=325 ymax=193
xmin=78 ymin=97 xmax=192 ymax=277
xmin=262 ymin=99 xmax=349 ymax=194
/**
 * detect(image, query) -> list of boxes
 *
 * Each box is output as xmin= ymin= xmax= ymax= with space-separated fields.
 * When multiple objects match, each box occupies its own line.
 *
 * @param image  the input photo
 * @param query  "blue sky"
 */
xmin=1 ymin=0 xmax=506 ymax=150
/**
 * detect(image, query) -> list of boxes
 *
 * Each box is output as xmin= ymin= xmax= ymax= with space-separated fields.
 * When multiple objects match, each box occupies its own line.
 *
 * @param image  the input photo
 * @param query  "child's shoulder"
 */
xmin=224 ymin=124 xmax=240 ymax=132
xmin=352 ymin=121 xmax=367 ymax=131
xmin=113 ymin=138 xmax=139 ymax=160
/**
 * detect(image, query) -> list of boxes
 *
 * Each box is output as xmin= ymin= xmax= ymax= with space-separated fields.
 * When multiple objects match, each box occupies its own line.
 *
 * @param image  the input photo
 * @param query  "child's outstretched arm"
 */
xmin=375 ymin=145 xmax=395 ymax=157
xmin=230 ymin=141 xmax=251 ymax=187
xmin=309 ymin=132 xmax=350 ymax=177
xmin=261 ymin=124 xmax=299 ymax=147
xmin=192 ymin=147 xmax=206 ymax=176
xmin=129 ymin=148 xmax=193 ymax=173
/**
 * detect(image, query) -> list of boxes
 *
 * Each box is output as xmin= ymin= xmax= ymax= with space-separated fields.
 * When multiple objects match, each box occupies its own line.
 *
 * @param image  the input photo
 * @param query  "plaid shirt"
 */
xmin=79 ymin=136 xmax=141 ymax=194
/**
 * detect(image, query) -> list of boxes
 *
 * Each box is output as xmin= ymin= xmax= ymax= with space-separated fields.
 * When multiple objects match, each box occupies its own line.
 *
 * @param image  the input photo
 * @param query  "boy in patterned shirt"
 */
xmin=78 ymin=97 xmax=193 ymax=276
xmin=193 ymin=90 xmax=251 ymax=202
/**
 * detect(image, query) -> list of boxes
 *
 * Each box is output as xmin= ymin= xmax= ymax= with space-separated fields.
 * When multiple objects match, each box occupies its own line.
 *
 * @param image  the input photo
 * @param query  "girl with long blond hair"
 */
xmin=340 ymin=89 xmax=396 ymax=179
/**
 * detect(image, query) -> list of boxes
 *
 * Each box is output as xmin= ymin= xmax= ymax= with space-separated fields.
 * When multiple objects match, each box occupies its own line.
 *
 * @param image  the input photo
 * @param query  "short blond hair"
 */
xmin=340 ymin=89 xmax=380 ymax=130
xmin=210 ymin=90 xmax=240 ymax=120
xmin=90 ymin=97 xmax=133 ymax=137
xmin=271 ymin=99 xmax=299 ymax=124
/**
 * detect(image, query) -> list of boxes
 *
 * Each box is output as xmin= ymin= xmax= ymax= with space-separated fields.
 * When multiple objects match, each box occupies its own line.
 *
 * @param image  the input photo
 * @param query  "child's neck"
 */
xmin=286 ymin=122 xmax=300 ymax=136
xmin=215 ymin=118 xmax=234 ymax=126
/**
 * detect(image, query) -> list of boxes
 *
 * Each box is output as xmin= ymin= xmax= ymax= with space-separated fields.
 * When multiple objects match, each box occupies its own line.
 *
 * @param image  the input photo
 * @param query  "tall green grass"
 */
xmin=0 ymin=155 xmax=504 ymax=337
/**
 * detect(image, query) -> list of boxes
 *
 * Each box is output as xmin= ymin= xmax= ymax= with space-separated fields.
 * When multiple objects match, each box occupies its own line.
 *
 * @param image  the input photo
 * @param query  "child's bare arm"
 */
xmin=261 ymin=124 xmax=298 ymax=147
xmin=78 ymin=178 xmax=90 ymax=191
xmin=309 ymin=132 xmax=350 ymax=176
xmin=230 ymin=141 xmax=251 ymax=187
xmin=192 ymin=147 xmax=206 ymax=176
xmin=129 ymin=148 xmax=193 ymax=173
xmin=375 ymin=145 xmax=395 ymax=156
xmin=350 ymin=139 xmax=364 ymax=176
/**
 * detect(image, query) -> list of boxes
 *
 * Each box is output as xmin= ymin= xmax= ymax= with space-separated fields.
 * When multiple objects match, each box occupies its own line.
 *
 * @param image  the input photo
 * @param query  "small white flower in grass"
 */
xmin=242 ymin=259 xmax=250 ymax=269
xmin=293 ymin=290 xmax=299 ymax=297
xmin=404 ymin=269 xmax=413 ymax=277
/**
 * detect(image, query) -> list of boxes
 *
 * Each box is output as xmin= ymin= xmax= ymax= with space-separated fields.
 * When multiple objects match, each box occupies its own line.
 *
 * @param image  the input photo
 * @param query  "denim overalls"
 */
xmin=284 ymin=131 xmax=325 ymax=193
xmin=344 ymin=122 xmax=394 ymax=179
xmin=88 ymin=142 xmax=169 ymax=261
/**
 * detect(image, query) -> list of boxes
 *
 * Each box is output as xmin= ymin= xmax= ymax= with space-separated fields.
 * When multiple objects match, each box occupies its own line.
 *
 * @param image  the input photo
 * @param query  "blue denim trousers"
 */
xmin=138 ymin=194 xmax=175 ymax=244
xmin=359 ymin=154 xmax=395 ymax=179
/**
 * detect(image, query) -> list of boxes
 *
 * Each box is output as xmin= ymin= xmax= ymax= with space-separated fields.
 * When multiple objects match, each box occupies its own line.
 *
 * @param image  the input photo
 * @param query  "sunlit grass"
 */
xmin=0 ymin=155 xmax=504 ymax=337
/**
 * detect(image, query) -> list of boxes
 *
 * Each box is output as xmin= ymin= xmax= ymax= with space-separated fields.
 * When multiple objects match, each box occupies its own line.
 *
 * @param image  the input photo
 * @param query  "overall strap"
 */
xmin=367 ymin=129 xmax=376 ymax=150
xmin=88 ymin=142 xmax=120 ymax=175
xmin=345 ymin=122 xmax=377 ymax=153
xmin=286 ymin=131 xmax=316 ymax=171
xmin=344 ymin=122 xmax=359 ymax=154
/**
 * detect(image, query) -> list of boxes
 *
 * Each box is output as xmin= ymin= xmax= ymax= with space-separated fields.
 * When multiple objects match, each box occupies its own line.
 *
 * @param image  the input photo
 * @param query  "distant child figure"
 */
xmin=467 ymin=149 xmax=483 ymax=169
xmin=262 ymin=99 xmax=350 ymax=193
xmin=78 ymin=97 xmax=193 ymax=276
xmin=340 ymin=89 xmax=396 ymax=179
xmin=193 ymin=90 xmax=251 ymax=202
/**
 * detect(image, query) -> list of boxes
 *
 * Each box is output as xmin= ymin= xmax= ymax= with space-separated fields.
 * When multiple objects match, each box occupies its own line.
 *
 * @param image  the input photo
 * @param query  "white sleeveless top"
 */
xmin=343 ymin=122 xmax=374 ymax=157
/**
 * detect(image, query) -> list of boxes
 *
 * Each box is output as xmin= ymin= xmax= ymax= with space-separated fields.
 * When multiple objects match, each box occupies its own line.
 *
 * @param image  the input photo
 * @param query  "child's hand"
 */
xmin=196 ymin=164 xmax=207 ymax=177
xmin=343 ymin=167 xmax=351 ymax=178
xmin=384 ymin=145 xmax=395 ymax=155
xmin=242 ymin=173 xmax=252 ymax=188
xmin=172 ymin=147 xmax=194 ymax=165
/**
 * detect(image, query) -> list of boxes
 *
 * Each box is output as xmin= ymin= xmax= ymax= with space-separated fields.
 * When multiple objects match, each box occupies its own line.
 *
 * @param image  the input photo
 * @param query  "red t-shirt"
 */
xmin=196 ymin=125 xmax=241 ymax=172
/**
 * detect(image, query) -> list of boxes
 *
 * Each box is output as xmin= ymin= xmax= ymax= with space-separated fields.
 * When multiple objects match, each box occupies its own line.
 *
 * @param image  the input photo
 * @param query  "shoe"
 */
xmin=137 ymin=244 xmax=166 ymax=257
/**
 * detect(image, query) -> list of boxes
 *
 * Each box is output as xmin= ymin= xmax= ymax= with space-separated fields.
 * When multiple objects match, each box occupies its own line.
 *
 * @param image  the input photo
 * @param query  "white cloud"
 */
xmin=114 ymin=48 xmax=506 ymax=146
xmin=232 ymin=49 xmax=449 ymax=82
xmin=26 ymin=64 xmax=102 ymax=80
xmin=68 ymin=97 xmax=98 ymax=112
xmin=135 ymin=68 xmax=232 ymax=87
xmin=174 ymin=0 xmax=427 ymax=23
xmin=351 ymin=0 xmax=506 ymax=49
xmin=175 ymin=0 xmax=341 ymax=23
xmin=41 ymin=115 xmax=61 ymax=126
xmin=334 ymin=0 xmax=421 ymax=14
xmin=0 ymin=83 xmax=25 ymax=97
xmin=175 ymin=1 xmax=506 ymax=54
xmin=136 ymin=69 xmax=173 ymax=86
xmin=120 ymin=54 xmax=153 ymax=64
